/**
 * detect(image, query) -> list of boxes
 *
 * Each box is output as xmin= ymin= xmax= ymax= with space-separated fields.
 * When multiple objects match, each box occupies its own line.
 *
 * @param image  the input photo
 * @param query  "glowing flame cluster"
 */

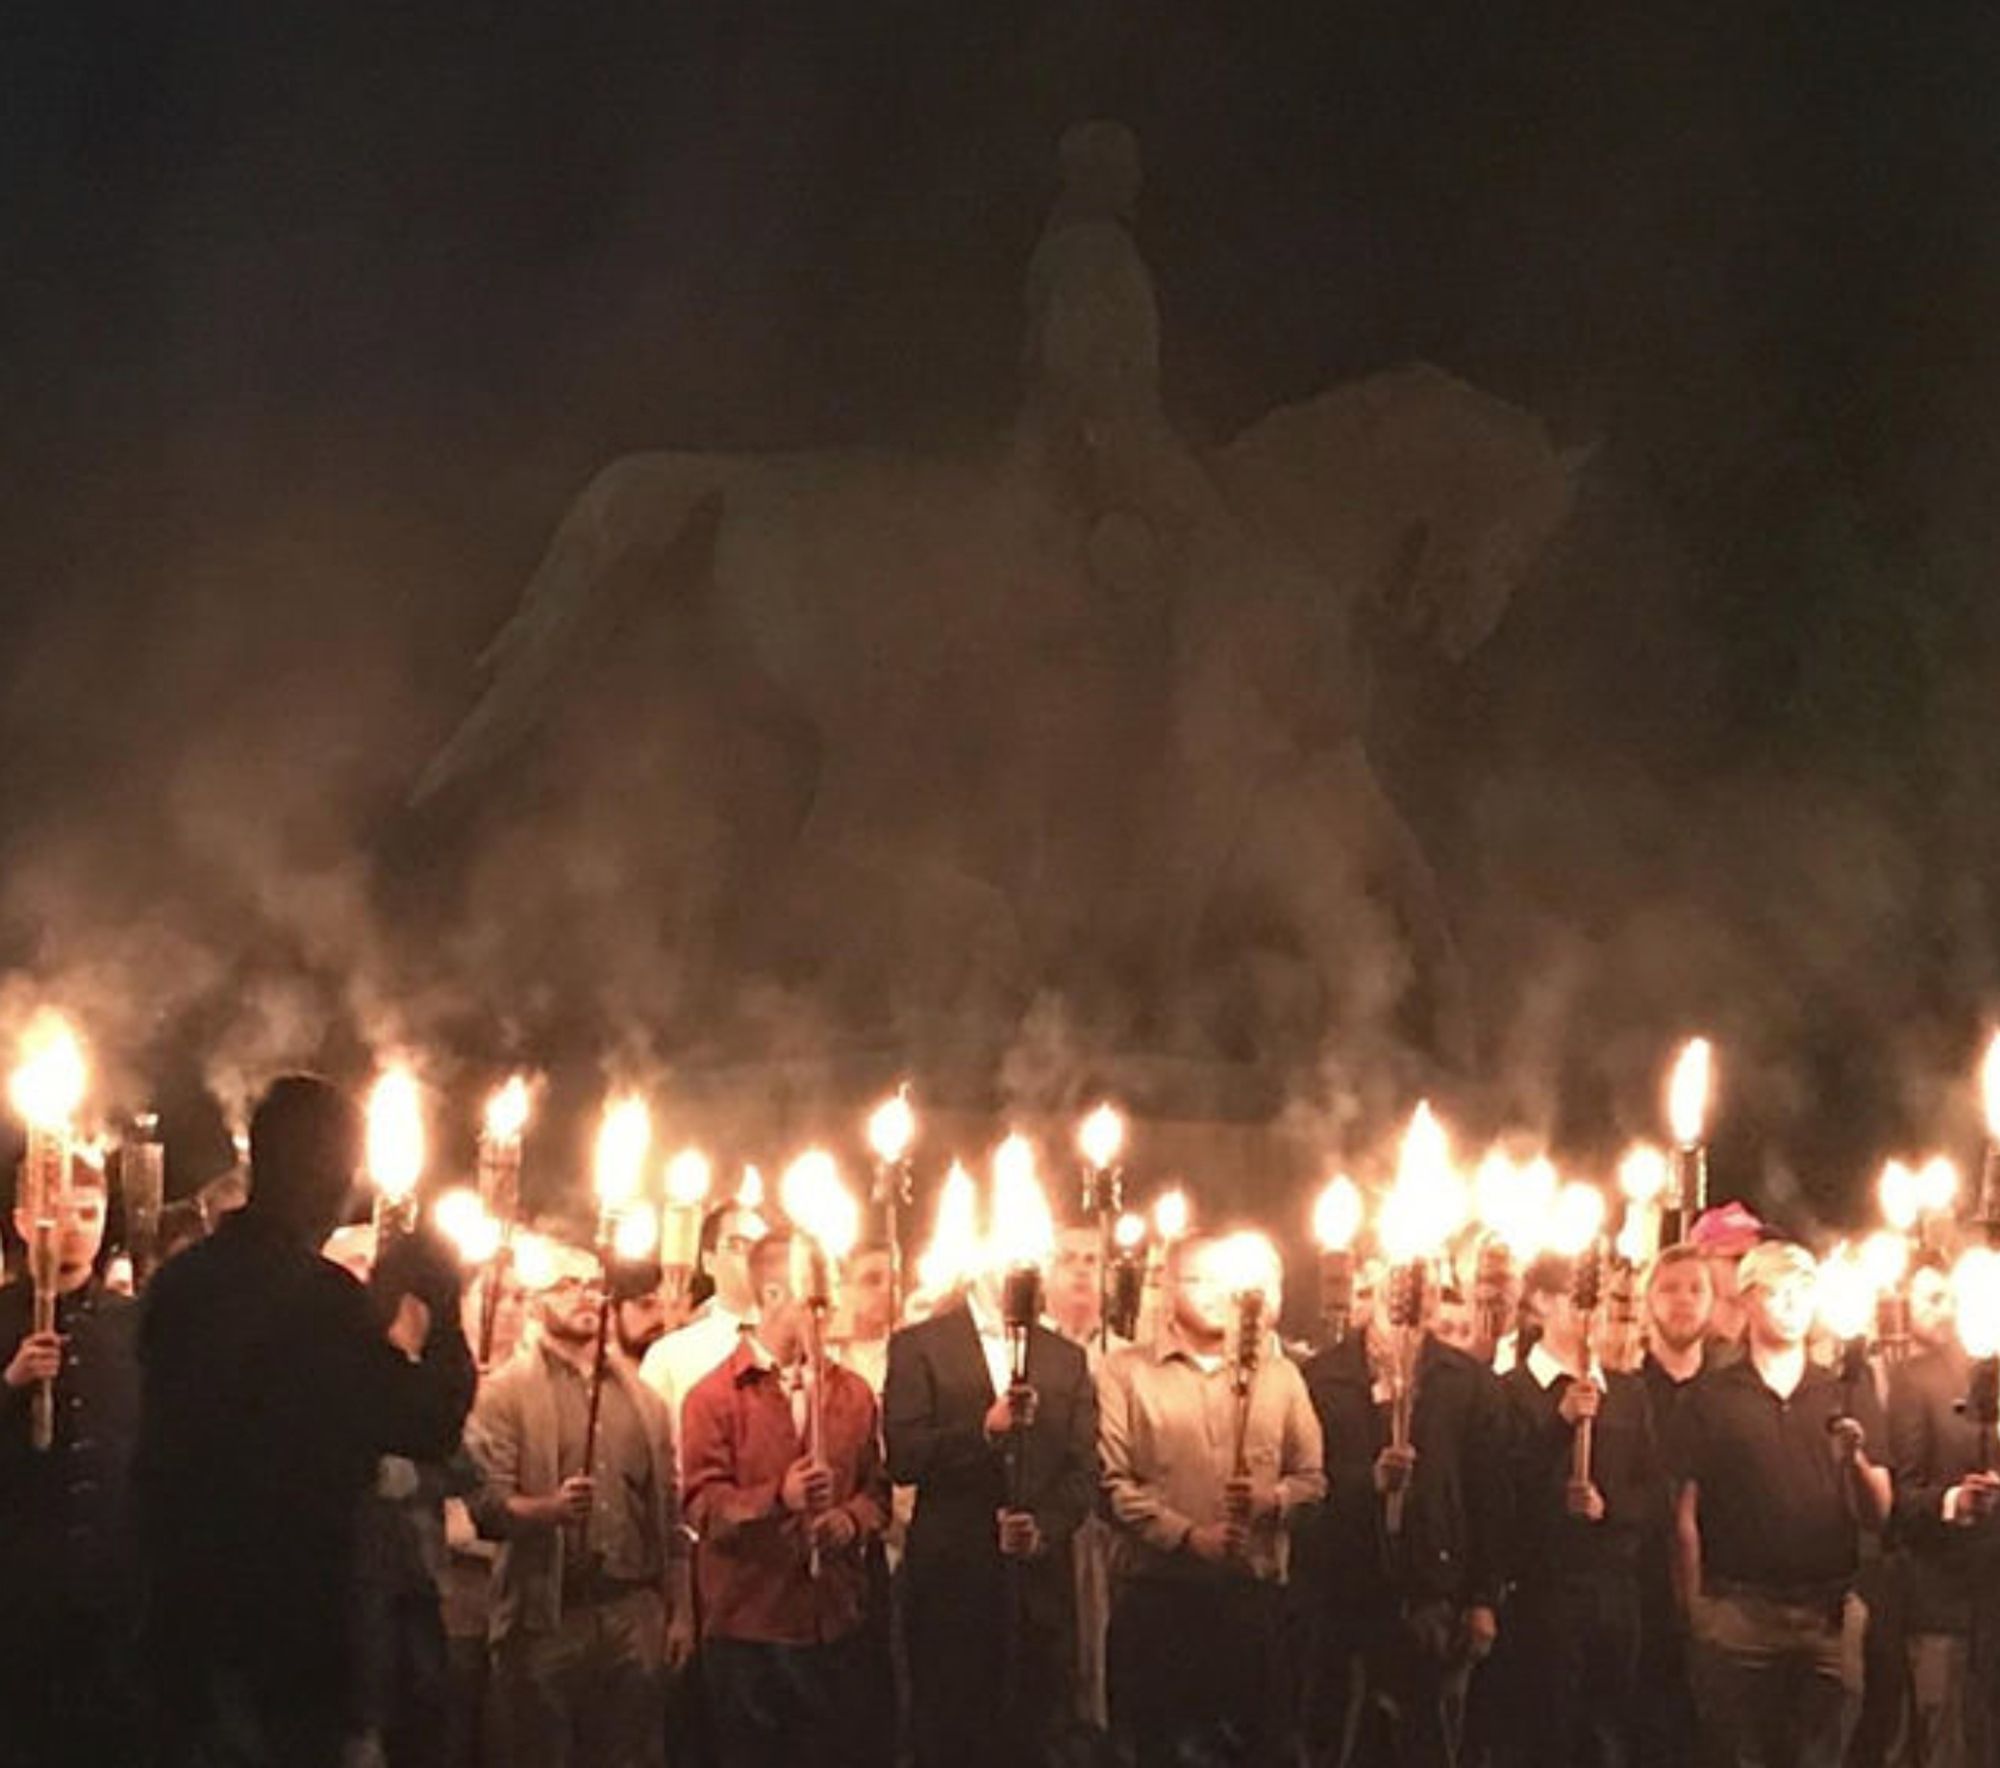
xmin=483 ymin=1075 xmax=531 ymax=1145
xmin=1815 ymin=1242 xmax=1876 ymax=1342
xmin=1982 ymin=1032 xmax=2000 ymax=1142
xmin=1546 ymin=1180 xmax=1607 ymax=1260
xmin=593 ymin=1096 xmax=652 ymax=1213
xmin=1079 ymin=1103 xmax=1127 ymax=1173
xmin=1668 ymin=1038 xmax=1712 ymax=1146
xmin=990 ymin=1133 xmax=1055 ymax=1270
xmin=1954 ymin=1246 xmax=2000 ymax=1361
xmin=664 ymin=1147 xmax=714 ymax=1209
xmin=780 ymin=1148 xmax=861 ymax=1260
xmin=1475 ymin=1151 xmax=1557 ymax=1258
xmin=868 ymin=1087 xmax=916 ymax=1166
xmin=918 ymin=1161 xmax=981 ymax=1294
xmin=1213 ymin=1228 xmax=1280 ymax=1301
xmin=366 ymin=1066 xmax=426 ymax=1205
xmin=1153 ymin=1187 xmax=1191 ymax=1242
xmin=433 ymin=1187 xmax=503 ymax=1265
xmin=1379 ymin=1103 xmax=1468 ymax=1264
xmin=1313 ymin=1174 xmax=1363 ymax=1252
xmin=9 ymin=1011 xmax=87 ymax=1132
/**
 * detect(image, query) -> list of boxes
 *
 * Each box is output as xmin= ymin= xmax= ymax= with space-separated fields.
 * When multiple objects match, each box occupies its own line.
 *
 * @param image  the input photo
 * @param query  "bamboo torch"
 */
xmin=366 ymin=1065 xmax=425 ymax=1254
xmin=1953 ymin=1246 xmax=2000 ymax=1471
xmin=474 ymin=1078 xmax=531 ymax=1365
xmin=1664 ymin=1039 xmax=1712 ymax=1246
xmin=579 ymin=1095 xmax=651 ymax=1551
xmin=1313 ymin=1175 xmax=1364 ymax=1349
xmin=121 ymin=1112 xmax=165 ymax=1290
xmin=1817 ymin=1243 xmax=1878 ymax=1418
xmin=1107 ymin=1211 xmax=1146 ymax=1341
xmin=990 ymin=1134 xmax=1054 ymax=1707
xmin=867 ymin=1087 xmax=917 ymax=1322
xmin=1548 ymin=1181 xmax=1608 ymax=1486
xmin=9 ymin=1014 xmax=86 ymax=1453
xmin=1078 ymin=1103 xmax=1127 ymax=1352
xmin=1378 ymin=1103 xmax=1468 ymax=1535
xmin=1217 ymin=1231 xmax=1277 ymax=1478
xmin=660 ymin=1148 xmax=714 ymax=1303
xmin=781 ymin=1149 xmax=860 ymax=1578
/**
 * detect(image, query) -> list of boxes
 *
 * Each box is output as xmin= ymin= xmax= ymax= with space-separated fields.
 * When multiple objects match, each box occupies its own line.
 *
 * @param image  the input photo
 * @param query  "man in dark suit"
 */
xmin=1887 ymin=1313 xmax=1996 ymax=1768
xmin=1298 ymin=1268 xmax=1510 ymax=1768
xmin=884 ymin=1260 xmax=1097 ymax=1768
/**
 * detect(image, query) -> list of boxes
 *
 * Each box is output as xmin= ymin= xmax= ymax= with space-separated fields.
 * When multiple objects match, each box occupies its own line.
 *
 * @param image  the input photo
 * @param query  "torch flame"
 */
xmin=918 ymin=1161 xmax=981 ymax=1294
xmin=1546 ymin=1181 xmax=1607 ymax=1260
xmin=1152 ymin=1187 xmax=1191 ymax=1242
xmin=737 ymin=1165 xmax=765 ymax=1212
xmin=867 ymin=1086 xmax=917 ymax=1166
xmin=1859 ymin=1229 xmax=1909 ymax=1294
xmin=1618 ymin=1144 xmax=1670 ymax=1206
xmin=593 ymin=1096 xmax=651 ymax=1212
xmin=1213 ymin=1228 xmax=1279 ymax=1301
xmin=614 ymin=1201 xmax=661 ymax=1264
xmin=1982 ymin=1032 xmax=2000 ymax=1142
xmin=1313 ymin=1174 xmax=1364 ymax=1252
xmin=1878 ymin=1159 xmax=1922 ymax=1234
xmin=1954 ymin=1246 xmax=2000 ymax=1360
xmin=664 ymin=1147 xmax=714 ymax=1209
xmin=1917 ymin=1155 xmax=1961 ymax=1217
xmin=1817 ymin=1242 xmax=1876 ymax=1343
xmin=1475 ymin=1150 xmax=1556 ymax=1258
xmin=988 ymin=1133 xmax=1054 ymax=1271
xmin=780 ymin=1148 xmax=861 ymax=1260
xmin=433 ymin=1187 xmax=502 ymax=1266
xmin=483 ymin=1075 xmax=531 ymax=1145
xmin=510 ymin=1231 xmax=559 ymax=1294
xmin=8 ymin=1011 xmax=86 ymax=1131
xmin=1079 ymin=1102 xmax=1127 ymax=1173
xmin=1379 ymin=1102 xmax=1468 ymax=1265
xmin=1667 ymin=1038 xmax=1712 ymax=1147
xmin=366 ymin=1066 xmax=426 ymax=1205
xmin=1113 ymin=1210 xmax=1146 ymax=1252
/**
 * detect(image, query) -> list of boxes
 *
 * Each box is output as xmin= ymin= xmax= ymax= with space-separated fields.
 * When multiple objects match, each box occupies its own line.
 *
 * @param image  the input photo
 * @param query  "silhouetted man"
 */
xmin=137 ymin=1074 xmax=477 ymax=1768
xmin=885 ymin=1257 xmax=1097 ymax=1768
xmin=0 ymin=1155 xmax=142 ymax=1768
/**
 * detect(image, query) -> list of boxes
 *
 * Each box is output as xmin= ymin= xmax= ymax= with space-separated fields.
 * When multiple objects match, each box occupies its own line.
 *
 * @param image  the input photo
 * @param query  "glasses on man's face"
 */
xmin=546 ymin=1276 xmax=605 ymax=1300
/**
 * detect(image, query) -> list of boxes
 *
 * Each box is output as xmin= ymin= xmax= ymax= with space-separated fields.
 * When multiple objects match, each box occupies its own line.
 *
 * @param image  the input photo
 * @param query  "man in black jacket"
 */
xmin=1299 ymin=1275 xmax=1510 ymax=1768
xmin=884 ymin=1261 xmax=1097 ymax=1768
xmin=136 ymin=1074 xmax=477 ymax=1768
xmin=1496 ymin=1255 xmax=1659 ymax=1768
xmin=0 ymin=1154 xmax=141 ymax=1768
xmin=1886 ymin=1318 xmax=1995 ymax=1768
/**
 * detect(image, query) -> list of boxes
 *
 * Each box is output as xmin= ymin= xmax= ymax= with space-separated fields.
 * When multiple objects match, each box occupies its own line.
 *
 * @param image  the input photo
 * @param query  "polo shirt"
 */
xmin=1670 ymin=1353 xmax=1883 ymax=1593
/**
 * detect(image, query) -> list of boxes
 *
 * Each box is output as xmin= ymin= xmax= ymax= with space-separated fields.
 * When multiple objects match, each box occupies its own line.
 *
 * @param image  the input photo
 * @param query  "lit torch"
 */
xmin=1313 ymin=1174 xmax=1364 ymax=1349
xmin=661 ymin=1148 xmax=713 ymax=1282
xmin=989 ymin=1133 xmax=1053 ymax=1704
xmin=1108 ymin=1211 xmax=1146 ymax=1341
xmin=1548 ymin=1181 xmax=1608 ymax=1486
xmin=9 ymin=1013 xmax=86 ymax=1452
xmin=1979 ymin=1033 xmax=2000 ymax=1246
xmin=1917 ymin=1155 xmax=1961 ymax=1259
xmin=471 ymin=1078 xmax=531 ymax=1365
xmin=917 ymin=1161 xmax=981 ymax=1302
xmin=1473 ymin=1151 xmax=1553 ymax=1356
xmin=781 ymin=1149 xmax=860 ymax=1577
xmin=1606 ymin=1146 xmax=1670 ymax=1371
xmin=1861 ymin=1229 xmax=1911 ymax=1365
xmin=366 ymin=1065 xmax=426 ymax=1251
xmin=1078 ymin=1102 xmax=1127 ymax=1351
xmin=1664 ymin=1038 xmax=1712 ymax=1245
xmin=1953 ymin=1246 xmax=2000 ymax=1470
xmin=867 ymin=1085 xmax=918 ymax=1320
xmin=1215 ymin=1231 xmax=1278 ymax=1486
xmin=121 ymin=1112 xmax=166 ymax=1289
xmin=1817 ymin=1242 xmax=1878 ymax=1412
xmin=1379 ymin=1103 xmax=1468 ymax=1534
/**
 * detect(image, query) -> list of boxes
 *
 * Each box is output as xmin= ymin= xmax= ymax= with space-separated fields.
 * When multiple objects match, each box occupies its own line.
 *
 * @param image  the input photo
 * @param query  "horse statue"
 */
xmin=415 ymin=127 xmax=1587 ymax=1080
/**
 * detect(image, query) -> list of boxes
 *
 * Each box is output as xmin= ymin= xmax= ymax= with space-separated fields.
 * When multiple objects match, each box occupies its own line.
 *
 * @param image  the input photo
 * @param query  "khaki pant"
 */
xmin=493 ymin=1587 xmax=664 ymax=1768
xmin=1689 ymin=1588 xmax=1864 ymax=1768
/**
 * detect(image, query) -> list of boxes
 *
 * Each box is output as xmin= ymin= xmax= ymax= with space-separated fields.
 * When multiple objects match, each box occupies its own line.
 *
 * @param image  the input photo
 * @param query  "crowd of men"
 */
xmin=2 ymin=1074 xmax=1998 ymax=1768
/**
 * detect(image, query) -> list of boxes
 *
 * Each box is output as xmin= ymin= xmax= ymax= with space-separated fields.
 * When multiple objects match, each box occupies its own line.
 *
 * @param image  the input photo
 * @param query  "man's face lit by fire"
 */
xmin=710 ymin=1208 xmax=761 ymax=1317
xmin=1743 ymin=1268 xmax=1814 ymax=1350
xmin=1052 ymin=1229 xmax=1103 ymax=1331
xmin=1170 ymin=1240 xmax=1236 ymax=1341
xmin=13 ymin=1178 xmax=109 ymax=1284
xmin=1647 ymin=1257 xmax=1715 ymax=1353
xmin=537 ymin=1271 xmax=604 ymax=1346
xmin=839 ymin=1248 xmax=895 ymax=1340
xmin=615 ymin=1292 xmax=667 ymax=1360
xmin=1909 ymin=1265 xmax=1954 ymax=1349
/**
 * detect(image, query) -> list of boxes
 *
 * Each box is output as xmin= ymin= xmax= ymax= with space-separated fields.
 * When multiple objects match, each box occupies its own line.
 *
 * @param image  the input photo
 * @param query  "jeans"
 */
xmin=701 ymin=1631 xmax=875 ymax=1768
xmin=1108 ymin=1575 xmax=1294 ymax=1768
xmin=1689 ymin=1589 xmax=1863 ymax=1768
xmin=493 ymin=1586 xmax=665 ymax=1768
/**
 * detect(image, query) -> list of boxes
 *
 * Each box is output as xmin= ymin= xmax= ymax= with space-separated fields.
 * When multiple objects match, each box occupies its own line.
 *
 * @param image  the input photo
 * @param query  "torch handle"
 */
xmin=28 ymin=1265 xmax=55 ymax=1453
xmin=575 ymin=1272 xmax=614 ymax=1558
xmin=807 ymin=1303 xmax=829 ymax=1580
xmin=1386 ymin=1326 xmax=1415 ymax=1537
xmin=1571 ymin=1413 xmax=1595 ymax=1489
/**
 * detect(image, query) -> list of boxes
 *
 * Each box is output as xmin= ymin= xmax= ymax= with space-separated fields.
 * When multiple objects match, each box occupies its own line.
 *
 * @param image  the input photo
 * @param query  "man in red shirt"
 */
xmin=682 ymin=1230 xmax=890 ymax=1768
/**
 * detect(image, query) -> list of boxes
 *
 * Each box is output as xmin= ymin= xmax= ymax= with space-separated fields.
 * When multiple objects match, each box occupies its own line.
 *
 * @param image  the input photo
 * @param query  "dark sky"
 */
xmin=5 ymin=2 xmax=2000 ymax=1213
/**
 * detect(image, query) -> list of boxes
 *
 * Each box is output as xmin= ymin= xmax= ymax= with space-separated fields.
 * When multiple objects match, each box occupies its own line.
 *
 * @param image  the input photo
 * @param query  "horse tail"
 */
xmin=411 ymin=451 xmax=739 ymax=806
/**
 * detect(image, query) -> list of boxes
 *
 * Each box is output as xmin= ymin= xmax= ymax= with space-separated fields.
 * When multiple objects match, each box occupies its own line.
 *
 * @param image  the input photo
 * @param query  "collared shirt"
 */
xmin=965 ymin=1291 xmax=1016 ymax=1402
xmin=1098 ymin=1326 xmax=1326 ymax=1584
xmin=1526 ymin=1340 xmax=1603 ymax=1393
xmin=682 ymin=1338 xmax=888 ymax=1645
xmin=1670 ymin=1352 xmax=1885 ymax=1593
xmin=639 ymin=1304 xmax=748 ymax=1428
xmin=544 ymin=1344 xmax=662 ymax=1587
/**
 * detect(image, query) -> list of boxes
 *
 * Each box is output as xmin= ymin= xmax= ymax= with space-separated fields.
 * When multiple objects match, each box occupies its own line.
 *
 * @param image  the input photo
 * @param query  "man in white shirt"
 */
xmin=641 ymin=1202 xmax=763 ymax=1427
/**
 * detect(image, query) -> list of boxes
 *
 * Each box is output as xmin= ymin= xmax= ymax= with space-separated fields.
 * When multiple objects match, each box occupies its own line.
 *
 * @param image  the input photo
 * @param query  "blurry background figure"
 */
xmin=0 ymin=1154 xmax=141 ymax=1768
xmin=1050 ymin=1226 xmax=1104 ymax=1349
xmin=609 ymin=1256 xmax=669 ymax=1362
xmin=832 ymin=1242 xmax=896 ymax=1396
xmin=1688 ymin=1202 xmax=1765 ymax=1354
xmin=641 ymin=1199 xmax=762 ymax=1428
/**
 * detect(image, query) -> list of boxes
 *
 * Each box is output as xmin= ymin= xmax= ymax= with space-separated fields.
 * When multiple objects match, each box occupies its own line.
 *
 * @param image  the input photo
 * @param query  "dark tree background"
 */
xmin=3 ymin=1 xmax=1999 ymax=1218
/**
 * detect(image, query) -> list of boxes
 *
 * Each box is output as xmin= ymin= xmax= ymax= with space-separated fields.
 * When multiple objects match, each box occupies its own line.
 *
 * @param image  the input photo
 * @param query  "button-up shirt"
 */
xmin=682 ymin=1338 xmax=888 ymax=1645
xmin=544 ymin=1344 xmax=663 ymax=1587
xmin=640 ymin=1304 xmax=748 ymax=1428
xmin=965 ymin=1291 xmax=1017 ymax=1402
xmin=1099 ymin=1325 xmax=1325 ymax=1583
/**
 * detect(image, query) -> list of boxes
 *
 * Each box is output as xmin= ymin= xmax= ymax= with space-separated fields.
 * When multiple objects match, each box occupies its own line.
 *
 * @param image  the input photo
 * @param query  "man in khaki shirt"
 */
xmin=1099 ymin=1232 xmax=1325 ymax=1766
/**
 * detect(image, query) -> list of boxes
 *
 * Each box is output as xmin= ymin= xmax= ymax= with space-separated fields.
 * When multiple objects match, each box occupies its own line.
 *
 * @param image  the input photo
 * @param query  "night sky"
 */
xmin=5 ymin=2 xmax=2000 ymax=1217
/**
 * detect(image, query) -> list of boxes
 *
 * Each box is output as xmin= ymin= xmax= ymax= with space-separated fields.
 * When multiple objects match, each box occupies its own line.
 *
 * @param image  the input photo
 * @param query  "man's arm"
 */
xmin=884 ymin=1328 xmax=992 ymax=1487
xmin=681 ymin=1381 xmax=786 ymax=1540
xmin=837 ymin=1389 xmax=891 ymax=1542
xmin=1461 ymin=1369 xmax=1514 ymax=1611
xmin=1097 ymin=1354 xmax=1193 ymax=1553
xmin=1673 ymin=1479 xmax=1703 ymax=1616
xmin=1275 ymin=1361 xmax=1328 ymax=1515
xmin=1838 ymin=1379 xmax=1893 ymax=1529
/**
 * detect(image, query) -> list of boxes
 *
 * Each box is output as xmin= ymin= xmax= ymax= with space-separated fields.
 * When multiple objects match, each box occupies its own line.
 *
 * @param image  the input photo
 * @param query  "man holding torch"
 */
xmin=681 ymin=1229 xmax=888 ymax=1768
xmin=884 ymin=1168 xmax=1097 ymax=1768
xmin=466 ymin=1234 xmax=690 ymax=1768
xmin=0 ymin=1151 xmax=142 ymax=1768
xmin=1670 ymin=1240 xmax=1891 ymax=1768
xmin=1496 ymin=1251 xmax=1661 ymax=1768
xmin=1098 ymin=1231 xmax=1325 ymax=1768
